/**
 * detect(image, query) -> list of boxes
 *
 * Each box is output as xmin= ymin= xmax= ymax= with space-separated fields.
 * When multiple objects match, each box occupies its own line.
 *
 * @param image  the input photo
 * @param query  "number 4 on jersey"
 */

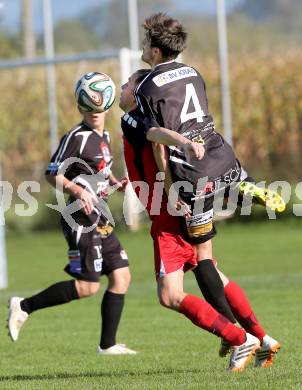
xmin=180 ymin=83 xmax=205 ymax=123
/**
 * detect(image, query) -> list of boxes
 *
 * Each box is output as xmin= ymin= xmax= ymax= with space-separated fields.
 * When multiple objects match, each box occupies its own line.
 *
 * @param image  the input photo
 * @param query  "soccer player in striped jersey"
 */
xmin=120 ymin=69 xmax=281 ymax=371
xmin=125 ymin=13 xmax=281 ymax=370
xmin=7 ymin=72 xmax=136 ymax=356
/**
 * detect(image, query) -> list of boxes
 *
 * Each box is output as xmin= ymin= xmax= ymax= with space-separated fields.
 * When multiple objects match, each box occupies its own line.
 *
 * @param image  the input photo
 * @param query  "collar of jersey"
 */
xmin=134 ymin=60 xmax=177 ymax=96
xmin=153 ymin=60 xmax=176 ymax=70
xmin=81 ymin=121 xmax=105 ymax=138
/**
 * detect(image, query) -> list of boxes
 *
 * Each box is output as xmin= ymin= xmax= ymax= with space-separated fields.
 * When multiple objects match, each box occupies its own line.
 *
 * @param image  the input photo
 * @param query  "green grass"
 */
xmin=0 ymin=219 xmax=301 ymax=389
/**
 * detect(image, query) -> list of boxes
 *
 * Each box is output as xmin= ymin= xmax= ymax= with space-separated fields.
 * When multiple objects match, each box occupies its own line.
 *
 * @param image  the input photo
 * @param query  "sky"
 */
xmin=0 ymin=0 xmax=243 ymax=33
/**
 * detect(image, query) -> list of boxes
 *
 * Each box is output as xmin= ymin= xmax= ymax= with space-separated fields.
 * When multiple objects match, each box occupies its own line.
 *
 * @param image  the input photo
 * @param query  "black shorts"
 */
xmin=180 ymin=195 xmax=217 ymax=245
xmin=61 ymin=219 xmax=129 ymax=282
xmin=180 ymin=161 xmax=243 ymax=245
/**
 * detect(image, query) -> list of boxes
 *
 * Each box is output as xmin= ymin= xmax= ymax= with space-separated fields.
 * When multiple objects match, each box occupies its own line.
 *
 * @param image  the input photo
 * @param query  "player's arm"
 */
xmin=108 ymin=173 xmax=128 ymax=192
xmin=146 ymin=126 xmax=204 ymax=160
xmin=151 ymin=143 xmax=172 ymax=197
xmin=151 ymin=143 xmax=191 ymax=216
xmin=45 ymin=133 xmax=95 ymax=215
xmin=45 ymin=174 xmax=96 ymax=216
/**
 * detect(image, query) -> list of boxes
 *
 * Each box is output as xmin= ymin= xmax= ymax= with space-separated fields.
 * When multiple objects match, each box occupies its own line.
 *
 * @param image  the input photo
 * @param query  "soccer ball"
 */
xmin=75 ymin=72 xmax=116 ymax=113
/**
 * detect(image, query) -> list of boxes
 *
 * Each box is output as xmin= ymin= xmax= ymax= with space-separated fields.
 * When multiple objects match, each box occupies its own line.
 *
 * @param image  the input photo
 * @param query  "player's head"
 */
xmin=141 ymin=13 xmax=187 ymax=66
xmin=119 ymin=69 xmax=150 ymax=112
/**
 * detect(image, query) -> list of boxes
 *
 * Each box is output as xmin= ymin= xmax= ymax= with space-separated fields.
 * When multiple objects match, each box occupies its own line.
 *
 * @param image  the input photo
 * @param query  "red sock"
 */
xmin=179 ymin=294 xmax=246 ymax=346
xmin=224 ymin=281 xmax=266 ymax=341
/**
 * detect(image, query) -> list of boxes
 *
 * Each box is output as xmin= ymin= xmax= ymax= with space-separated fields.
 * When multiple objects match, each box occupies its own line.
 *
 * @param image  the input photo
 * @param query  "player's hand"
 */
xmin=79 ymin=188 xmax=95 ymax=215
xmin=176 ymin=199 xmax=192 ymax=218
xmin=183 ymin=141 xmax=205 ymax=160
xmin=116 ymin=177 xmax=129 ymax=192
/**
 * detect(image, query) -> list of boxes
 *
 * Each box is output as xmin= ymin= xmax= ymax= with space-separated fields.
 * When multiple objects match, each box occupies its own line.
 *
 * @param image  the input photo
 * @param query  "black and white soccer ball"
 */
xmin=75 ymin=72 xmax=116 ymax=113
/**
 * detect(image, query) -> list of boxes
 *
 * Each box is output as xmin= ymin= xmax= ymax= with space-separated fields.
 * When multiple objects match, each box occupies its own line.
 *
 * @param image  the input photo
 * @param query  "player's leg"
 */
xmin=7 ymin=222 xmax=101 ymax=342
xmin=157 ymin=268 xmax=186 ymax=310
xmin=220 ymin=272 xmax=266 ymax=342
xmin=7 ymin=279 xmax=99 ymax=342
xmin=214 ymin=267 xmax=264 ymax=358
xmin=217 ymin=169 xmax=282 ymax=364
xmin=222 ymin=274 xmax=281 ymax=366
xmin=97 ymin=233 xmax=136 ymax=355
xmin=215 ymin=267 xmax=281 ymax=366
xmin=157 ymin=270 xmax=260 ymax=371
xmin=193 ymin=240 xmax=237 ymax=324
xmin=151 ymin=220 xmax=259 ymax=371
xmin=153 ymin=210 xmax=235 ymax=323
xmin=236 ymin=174 xmax=286 ymax=212
xmin=184 ymin=196 xmax=237 ymax=323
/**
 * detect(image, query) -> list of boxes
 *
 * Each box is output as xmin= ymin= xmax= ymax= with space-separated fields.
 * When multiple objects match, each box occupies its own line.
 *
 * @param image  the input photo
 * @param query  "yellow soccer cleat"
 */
xmin=239 ymin=181 xmax=286 ymax=213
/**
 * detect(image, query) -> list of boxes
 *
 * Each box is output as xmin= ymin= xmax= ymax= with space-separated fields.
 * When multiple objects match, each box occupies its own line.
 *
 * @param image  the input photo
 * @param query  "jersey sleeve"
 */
xmin=45 ymin=131 xmax=80 ymax=176
xmin=121 ymin=112 xmax=157 ymax=148
xmin=135 ymin=83 xmax=163 ymax=126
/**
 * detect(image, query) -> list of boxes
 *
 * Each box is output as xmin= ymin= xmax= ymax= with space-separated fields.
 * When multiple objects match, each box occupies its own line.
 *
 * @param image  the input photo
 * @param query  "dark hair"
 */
xmin=143 ymin=13 xmax=187 ymax=59
xmin=130 ymin=69 xmax=150 ymax=86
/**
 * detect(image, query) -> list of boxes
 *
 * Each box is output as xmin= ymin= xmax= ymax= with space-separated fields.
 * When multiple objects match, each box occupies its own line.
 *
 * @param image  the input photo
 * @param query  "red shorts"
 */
xmin=151 ymin=211 xmax=198 ymax=279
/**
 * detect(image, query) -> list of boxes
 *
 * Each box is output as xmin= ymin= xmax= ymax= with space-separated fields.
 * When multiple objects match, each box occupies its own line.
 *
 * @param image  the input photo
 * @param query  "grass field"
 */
xmin=0 ymin=219 xmax=301 ymax=389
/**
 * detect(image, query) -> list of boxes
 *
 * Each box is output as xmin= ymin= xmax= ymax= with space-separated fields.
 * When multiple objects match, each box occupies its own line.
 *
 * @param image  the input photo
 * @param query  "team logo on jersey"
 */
xmin=96 ymin=223 xmax=113 ymax=237
xmin=100 ymin=142 xmax=111 ymax=163
xmin=195 ymin=181 xmax=215 ymax=199
xmin=97 ymin=160 xmax=106 ymax=172
xmin=152 ymin=67 xmax=198 ymax=87
xmin=192 ymin=135 xmax=205 ymax=145
xmin=153 ymin=73 xmax=170 ymax=86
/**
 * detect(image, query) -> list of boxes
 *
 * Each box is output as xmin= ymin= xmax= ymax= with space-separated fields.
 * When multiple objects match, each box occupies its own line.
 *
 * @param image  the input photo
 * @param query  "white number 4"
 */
xmin=180 ymin=83 xmax=204 ymax=124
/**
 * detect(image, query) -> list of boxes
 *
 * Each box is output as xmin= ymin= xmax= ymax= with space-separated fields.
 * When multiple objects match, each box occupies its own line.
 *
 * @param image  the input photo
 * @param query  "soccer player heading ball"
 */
xmin=121 ymin=12 xmax=282 ymax=371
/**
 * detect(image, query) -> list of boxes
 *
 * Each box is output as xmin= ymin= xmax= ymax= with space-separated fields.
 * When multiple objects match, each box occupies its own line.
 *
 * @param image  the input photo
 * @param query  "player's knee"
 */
xmin=76 ymin=280 xmax=100 ymax=298
xmin=158 ymin=290 xmax=182 ymax=310
xmin=82 ymin=282 xmax=100 ymax=297
xmin=158 ymin=294 xmax=171 ymax=308
xmin=108 ymin=267 xmax=131 ymax=294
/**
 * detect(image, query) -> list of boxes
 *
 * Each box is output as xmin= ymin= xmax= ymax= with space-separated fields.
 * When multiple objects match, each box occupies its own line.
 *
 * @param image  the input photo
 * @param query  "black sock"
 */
xmin=100 ymin=291 xmax=125 ymax=349
xmin=193 ymin=260 xmax=237 ymax=323
xmin=244 ymin=176 xmax=255 ymax=183
xmin=20 ymin=280 xmax=79 ymax=314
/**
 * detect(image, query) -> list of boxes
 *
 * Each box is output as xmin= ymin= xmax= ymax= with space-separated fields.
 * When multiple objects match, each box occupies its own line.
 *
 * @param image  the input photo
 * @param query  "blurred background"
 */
xmin=0 ymin=0 xmax=301 ymax=232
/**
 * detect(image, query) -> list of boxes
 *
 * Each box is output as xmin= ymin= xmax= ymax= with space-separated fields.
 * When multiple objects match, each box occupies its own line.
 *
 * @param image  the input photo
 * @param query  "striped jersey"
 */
xmin=134 ymin=60 xmax=237 ymax=199
xmin=45 ymin=121 xmax=113 ymax=226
